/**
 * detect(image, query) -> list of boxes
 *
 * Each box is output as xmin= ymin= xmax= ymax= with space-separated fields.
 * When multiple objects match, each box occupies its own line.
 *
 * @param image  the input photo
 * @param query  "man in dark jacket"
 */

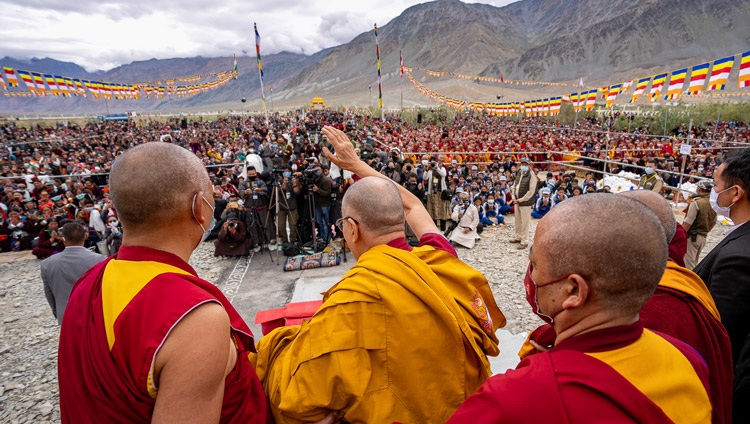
xmin=694 ymin=148 xmax=750 ymax=423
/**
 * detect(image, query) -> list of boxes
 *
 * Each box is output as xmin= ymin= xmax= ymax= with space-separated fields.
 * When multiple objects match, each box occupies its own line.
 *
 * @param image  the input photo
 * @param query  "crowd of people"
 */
xmin=3 ymin=110 xmax=747 ymax=257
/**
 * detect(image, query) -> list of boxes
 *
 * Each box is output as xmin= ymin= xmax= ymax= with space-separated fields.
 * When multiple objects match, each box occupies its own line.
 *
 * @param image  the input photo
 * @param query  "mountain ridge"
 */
xmin=1 ymin=0 xmax=748 ymax=114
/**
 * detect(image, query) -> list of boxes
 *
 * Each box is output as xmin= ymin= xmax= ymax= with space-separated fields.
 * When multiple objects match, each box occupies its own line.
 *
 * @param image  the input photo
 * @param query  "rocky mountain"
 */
xmin=1 ymin=0 xmax=748 ymax=114
xmin=484 ymin=0 xmax=750 ymax=81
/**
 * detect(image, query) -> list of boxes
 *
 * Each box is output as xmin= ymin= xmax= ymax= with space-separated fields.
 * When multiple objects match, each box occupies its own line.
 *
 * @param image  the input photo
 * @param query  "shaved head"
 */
xmin=342 ymin=177 xmax=404 ymax=236
xmin=536 ymin=194 xmax=667 ymax=315
xmin=110 ymin=142 xmax=209 ymax=230
xmin=621 ymin=190 xmax=676 ymax=242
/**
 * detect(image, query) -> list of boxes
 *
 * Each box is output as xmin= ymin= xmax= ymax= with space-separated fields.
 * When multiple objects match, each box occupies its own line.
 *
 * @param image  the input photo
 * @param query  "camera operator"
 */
xmin=403 ymin=173 xmax=425 ymax=202
xmin=240 ymin=165 xmax=271 ymax=252
xmin=383 ymin=161 xmax=402 ymax=184
xmin=303 ymin=161 xmax=333 ymax=244
xmin=214 ymin=212 xmax=250 ymax=257
xmin=277 ymin=169 xmax=301 ymax=245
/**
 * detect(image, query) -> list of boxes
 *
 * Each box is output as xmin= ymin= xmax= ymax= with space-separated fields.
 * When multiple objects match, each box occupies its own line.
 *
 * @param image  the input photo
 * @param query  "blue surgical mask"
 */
xmin=283 ymin=171 xmax=292 ymax=178
xmin=520 ymin=166 xmax=529 ymax=173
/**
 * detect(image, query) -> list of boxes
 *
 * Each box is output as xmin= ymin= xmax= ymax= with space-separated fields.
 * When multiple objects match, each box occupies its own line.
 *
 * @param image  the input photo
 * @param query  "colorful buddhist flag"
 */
xmin=550 ymin=97 xmax=562 ymax=115
xmin=631 ymin=77 xmax=650 ymax=103
xmin=254 ymin=22 xmax=266 ymax=110
xmin=605 ymin=83 xmax=622 ymax=108
xmin=599 ymin=86 xmax=609 ymax=100
xmin=75 ymin=80 xmax=86 ymax=97
xmin=664 ymin=69 xmax=687 ymax=100
xmin=44 ymin=75 xmax=59 ymax=96
xmin=738 ymin=51 xmax=750 ymax=88
xmin=585 ymin=89 xmax=597 ymax=111
xmin=16 ymin=71 xmax=36 ymax=95
xmin=707 ymin=56 xmax=734 ymax=91
xmin=649 ymin=73 xmax=667 ymax=102
xmin=3 ymin=67 xmax=18 ymax=87
xmin=32 ymin=73 xmax=46 ymax=95
xmin=687 ymin=63 xmax=709 ymax=95
xmin=0 ymin=75 xmax=6 ymax=93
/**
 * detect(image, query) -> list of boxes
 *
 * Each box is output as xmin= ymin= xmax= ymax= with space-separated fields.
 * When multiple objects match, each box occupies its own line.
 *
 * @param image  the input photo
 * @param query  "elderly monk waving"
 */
xmin=251 ymin=126 xmax=506 ymax=424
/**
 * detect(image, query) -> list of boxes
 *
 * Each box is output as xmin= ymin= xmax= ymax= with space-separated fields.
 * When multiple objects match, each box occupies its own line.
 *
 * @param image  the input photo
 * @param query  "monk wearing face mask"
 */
xmin=449 ymin=194 xmax=712 ymax=423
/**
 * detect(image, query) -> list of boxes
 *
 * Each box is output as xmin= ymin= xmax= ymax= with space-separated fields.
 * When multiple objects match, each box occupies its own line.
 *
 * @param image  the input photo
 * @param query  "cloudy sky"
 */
xmin=0 ymin=0 xmax=517 ymax=72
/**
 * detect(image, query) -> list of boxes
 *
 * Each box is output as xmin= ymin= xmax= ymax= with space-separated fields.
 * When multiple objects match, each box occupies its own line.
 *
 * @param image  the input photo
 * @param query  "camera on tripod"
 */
xmin=302 ymin=167 xmax=321 ymax=189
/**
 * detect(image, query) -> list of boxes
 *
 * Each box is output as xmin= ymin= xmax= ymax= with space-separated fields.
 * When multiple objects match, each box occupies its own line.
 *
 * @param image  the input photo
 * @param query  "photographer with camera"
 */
xmin=309 ymin=162 xmax=333 ymax=244
xmin=240 ymin=166 xmax=271 ymax=252
xmin=277 ymin=169 xmax=301 ymax=245
xmin=214 ymin=212 xmax=250 ymax=257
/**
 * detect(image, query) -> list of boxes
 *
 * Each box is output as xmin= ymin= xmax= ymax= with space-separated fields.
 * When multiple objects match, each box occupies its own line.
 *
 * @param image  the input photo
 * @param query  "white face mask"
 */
xmin=192 ymin=193 xmax=216 ymax=245
xmin=709 ymin=185 xmax=737 ymax=218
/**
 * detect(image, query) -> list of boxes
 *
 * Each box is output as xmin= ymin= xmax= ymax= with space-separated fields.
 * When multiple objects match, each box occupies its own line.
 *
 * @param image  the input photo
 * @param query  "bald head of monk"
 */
xmin=530 ymin=194 xmax=667 ymax=342
xmin=110 ymin=142 xmax=213 ymax=260
xmin=620 ymin=190 xmax=676 ymax=243
xmin=340 ymin=177 xmax=405 ymax=259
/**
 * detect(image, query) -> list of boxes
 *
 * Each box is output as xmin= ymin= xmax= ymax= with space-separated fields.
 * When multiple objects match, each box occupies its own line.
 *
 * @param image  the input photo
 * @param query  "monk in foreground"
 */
xmin=449 ymin=194 xmax=712 ymax=423
xmin=58 ymin=142 xmax=269 ymax=423
xmin=251 ymin=126 xmax=506 ymax=423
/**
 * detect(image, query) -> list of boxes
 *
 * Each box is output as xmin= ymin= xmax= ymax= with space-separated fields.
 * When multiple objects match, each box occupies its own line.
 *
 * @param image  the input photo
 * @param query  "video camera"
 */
xmin=302 ymin=167 xmax=321 ymax=189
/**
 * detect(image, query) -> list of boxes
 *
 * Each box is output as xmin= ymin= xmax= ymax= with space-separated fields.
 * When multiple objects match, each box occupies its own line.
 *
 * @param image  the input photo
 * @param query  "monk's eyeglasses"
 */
xmin=335 ymin=216 xmax=359 ymax=232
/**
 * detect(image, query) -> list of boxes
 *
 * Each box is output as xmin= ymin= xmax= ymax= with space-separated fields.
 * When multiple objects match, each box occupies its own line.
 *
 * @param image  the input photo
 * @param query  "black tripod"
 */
xmin=265 ymin=175 xmax=301 ymax=264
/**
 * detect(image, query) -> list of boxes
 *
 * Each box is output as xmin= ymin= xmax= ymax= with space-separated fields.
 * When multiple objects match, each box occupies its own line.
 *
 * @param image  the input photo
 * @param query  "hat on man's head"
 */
xmin=697 ymin=180 xmax=714 ymax=191
xmin=541 ymin=188 xmax=551 ymax=196
xmin=471 ymin=165 xmax=478 ymax=171
xmin=499 ymin=176 xmax=507 ymax=181
xmin=226 ymin=212 xmax=238 ymax=221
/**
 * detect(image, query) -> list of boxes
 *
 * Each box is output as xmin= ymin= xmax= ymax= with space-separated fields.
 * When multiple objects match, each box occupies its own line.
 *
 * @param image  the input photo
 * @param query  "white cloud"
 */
xmin=0 ymin=0 xmax=517 ymax=71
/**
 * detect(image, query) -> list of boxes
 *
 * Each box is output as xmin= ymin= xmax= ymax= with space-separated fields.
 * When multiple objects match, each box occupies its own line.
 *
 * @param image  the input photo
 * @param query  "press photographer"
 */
xmin=309 ymin=162 xmax=333 ymax=244
xmin=214 ymin=212 xmax=250 ymax=257
xmin=240 ymin=166 xmax=271 ymax=252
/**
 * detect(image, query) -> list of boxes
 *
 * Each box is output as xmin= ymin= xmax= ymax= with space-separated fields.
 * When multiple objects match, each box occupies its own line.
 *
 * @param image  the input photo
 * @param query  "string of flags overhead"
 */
xmin=408 ymin=50 xmax=750 ymax=112
xmin=0 ymin=64 xmax=238 ymax=100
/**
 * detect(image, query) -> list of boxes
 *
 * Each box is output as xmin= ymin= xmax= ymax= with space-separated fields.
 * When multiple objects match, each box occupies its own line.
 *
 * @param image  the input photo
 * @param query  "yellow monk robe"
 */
xmin=252 ymin=244 xmax=505 ymax=424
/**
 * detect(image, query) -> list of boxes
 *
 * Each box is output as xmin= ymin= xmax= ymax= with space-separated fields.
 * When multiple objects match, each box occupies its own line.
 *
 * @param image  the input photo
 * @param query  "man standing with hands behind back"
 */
xmin=510 ymin=157 xmax=537 ymax=249
xmin=41 ymin=221 xmax=105 ymax=325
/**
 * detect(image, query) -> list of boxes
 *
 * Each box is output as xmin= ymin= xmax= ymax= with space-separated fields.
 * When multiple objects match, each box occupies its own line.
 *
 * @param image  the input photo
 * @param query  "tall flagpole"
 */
xmin=234 ymin=53 xmax=245 ymax=104
xmin=374 ymin=23 xmax=383 ymax=120
xmin=254 ymin=22 xmax=267 ymax=118
xmin=399 ymin=50 xmax=404 ymax=112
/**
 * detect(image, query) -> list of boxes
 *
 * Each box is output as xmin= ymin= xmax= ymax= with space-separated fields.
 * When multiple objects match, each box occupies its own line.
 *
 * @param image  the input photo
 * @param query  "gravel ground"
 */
xmin=0 ymin=210 xmax=730 ymax=422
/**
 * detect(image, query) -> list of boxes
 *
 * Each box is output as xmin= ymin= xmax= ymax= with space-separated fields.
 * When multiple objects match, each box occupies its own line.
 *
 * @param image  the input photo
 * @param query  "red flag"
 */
xmin=500 ymin=74 xmax=505 ymax=83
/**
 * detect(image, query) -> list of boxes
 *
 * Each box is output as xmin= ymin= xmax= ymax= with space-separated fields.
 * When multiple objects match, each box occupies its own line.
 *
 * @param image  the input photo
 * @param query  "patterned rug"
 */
xmin=283 ymin=251 xmax=341 ymax=272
